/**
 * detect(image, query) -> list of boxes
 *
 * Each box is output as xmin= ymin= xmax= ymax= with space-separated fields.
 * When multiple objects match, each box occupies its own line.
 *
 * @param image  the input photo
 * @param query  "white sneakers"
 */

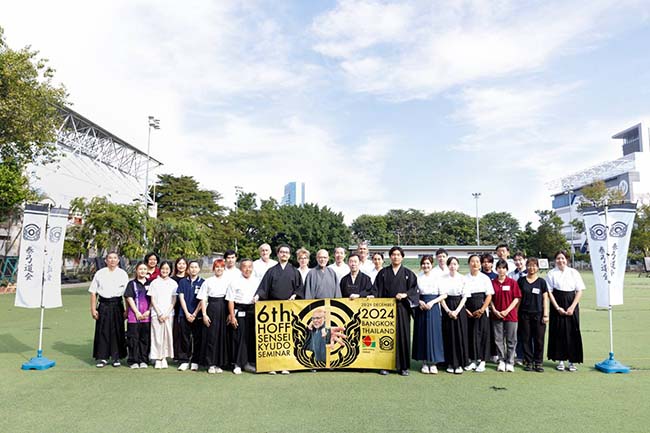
xmin=454 ymin=367 xmax=463 ymax=374
xmin=178 ymin=363 xmax=189 ymax=371
xmin=505 ymin=363 xmax=515 ymax=373
xmin=429 ymin=365 xmax=438 ymax=374
xmin=154 ymin=360 xmax=162 ymax=369
xmin=446 ymin=367 xmax=454 ymax=374
xmin=130 ymin=363 xmax=139 ymax=369
xmin=421 ymin=365 xmax=430 ymax=374
xmin=190 ymin=363 xmax=199 ymax=371
xmin=161 ymin=359 xmax=168 ymax=369
xmin=465 ymin=362 xmax=477 ymax=371
xmin=139 ymin=362 xmax=148 ymax=369
xmin=207 ymin=366 xmax=223 ymax=374
xmin=497 ymin=361 xmax=506 ymax=372
xmin=556 ymin=361 xmax=566 ymax=371
xmin=475 ymin=361 xmax=486 ymax=372
xmin=281 ymin=370 xmax=290 ymax=375
xmin=568 ymin=363 xmax=577 ymax=372
xmin=233 ymin=366 xmax=242 ymax=375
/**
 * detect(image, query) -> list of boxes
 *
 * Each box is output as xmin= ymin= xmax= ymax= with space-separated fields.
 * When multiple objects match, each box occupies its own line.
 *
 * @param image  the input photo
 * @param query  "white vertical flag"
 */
xmin=42 ymin=208 xmax=68 ymax=308
xmin=583 ymin=203 xmax=636 ymax=308
xmin=15 ymin=205 xmax=49 ymax=308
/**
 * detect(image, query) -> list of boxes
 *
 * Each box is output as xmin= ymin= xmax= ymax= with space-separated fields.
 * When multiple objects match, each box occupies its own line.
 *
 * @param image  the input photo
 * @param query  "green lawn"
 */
xmin=1 ymin=272 xmax=649 ymax=432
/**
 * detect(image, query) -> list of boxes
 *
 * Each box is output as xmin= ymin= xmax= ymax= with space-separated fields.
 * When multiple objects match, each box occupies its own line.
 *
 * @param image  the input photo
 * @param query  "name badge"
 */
xmin=194 ymin=288 xmax=200 ymax=295
xmin=237 ymin=311 xmax=246 ymax=317
xmin=502 ymin=285 xmax=510 ymax=291
xmin=532 ymin=288 xmax=540 ymax=295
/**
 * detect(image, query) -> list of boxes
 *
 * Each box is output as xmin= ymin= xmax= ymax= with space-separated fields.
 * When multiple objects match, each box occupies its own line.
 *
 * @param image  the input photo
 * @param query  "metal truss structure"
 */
xmin=55 ymin=105 xmax=162 ymax=180
xmin=546 ymin=154 xmax=636 ymax=194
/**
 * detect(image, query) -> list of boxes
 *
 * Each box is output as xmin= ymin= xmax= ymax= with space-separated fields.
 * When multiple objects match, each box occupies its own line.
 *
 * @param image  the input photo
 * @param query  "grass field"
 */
xmin=1 ymin=272 xmax=649 ymax=433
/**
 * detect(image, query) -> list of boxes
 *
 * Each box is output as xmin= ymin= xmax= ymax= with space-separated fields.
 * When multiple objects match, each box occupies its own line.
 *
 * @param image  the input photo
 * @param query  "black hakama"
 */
xmin=202 ymin=296 xmax=229 ymax=367
xmin=441 ymin=295 xmax=469 ymax=369
xmin=412 ymin=294 xmax=445 ymax=363
xmin=465 ymin=293 xmax=491 ymax=362
xmin=231 ymin=303 xmax=256 ymax=368
xmin=548 ymin=291 xmax=583 ymax=363
xmin=373 ymin=265 xmax=419 ymax=372
xmin=126 ymin=322 xmax=150 ymax=365
xmin=93 ymin=296 xmax=126 ymax=361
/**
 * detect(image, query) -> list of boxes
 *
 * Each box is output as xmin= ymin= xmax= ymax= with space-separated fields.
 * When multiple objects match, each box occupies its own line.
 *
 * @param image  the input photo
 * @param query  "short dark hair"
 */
xmin=277 ymin=244 xmax=291 ymax=254
xmin=224 ymin=249 xmax=237 ymax=259
xmin=144 ymin=252 xmax=159 ymax=263
xmin=133 ymin=260 xmax=147 ymax=278
xmin=446 ymin=256 xmax=459 ymax=266
xmin=495 ymin=259 xmax=508 ymax=270
xmin=480 ymin=253 xmax=494 ymax=263
xmin=526 ymin=257 xmax=539 ymax=267
xmin=435 ymin=248 xmax=448 ymax=256
xmin=159 ymin=260 xmax=174 ymax=273
xmin=496 ymin=243 xmax=509 ymax=251
xmin=554 ymin=250 xmax=569 ymax=261
xmin=468 ymin=254 xmax=480 ymax=264
xmin=372 ymin=252 xmax=384 ymax=260
xmin=513 ymin=251 xmax=525 ymax=260
xmin=420 ymin=255 xmax=434 ymax=266
xmin=187 ymin=259 xmax=200 ymax=268
xmin=348 ymin=253 xmax=360 ymax=261
xmin=389 ymin=246 xmax=404 ymax=257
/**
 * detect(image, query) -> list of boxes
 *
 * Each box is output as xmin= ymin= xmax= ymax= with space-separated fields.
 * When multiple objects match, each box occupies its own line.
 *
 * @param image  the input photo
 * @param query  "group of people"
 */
xmin=89 ymin=241 xmax=585 ymax=376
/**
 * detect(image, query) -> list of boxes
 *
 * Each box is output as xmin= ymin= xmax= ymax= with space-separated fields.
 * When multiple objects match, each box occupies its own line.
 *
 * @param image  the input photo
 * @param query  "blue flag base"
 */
xmin=21 ymin=350 xmax=55 ymax=371
xmin=595 ymin=352 xmax=630 ymax=374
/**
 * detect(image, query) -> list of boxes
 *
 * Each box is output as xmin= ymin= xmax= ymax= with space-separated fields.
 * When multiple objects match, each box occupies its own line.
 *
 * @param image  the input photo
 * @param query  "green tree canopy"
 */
xmin=479 ymin=211 xmax=520 ymax=247
xmin=350 ymin=214 xmax=391 ymax=244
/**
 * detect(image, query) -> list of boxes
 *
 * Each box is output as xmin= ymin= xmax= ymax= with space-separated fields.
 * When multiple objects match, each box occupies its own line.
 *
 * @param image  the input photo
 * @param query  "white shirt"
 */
xmin=298 ymin=267 xmax=310 ymax=284
xmin=147 ymin=277 xmax=178 ymax=318
xmin=368 ymin=267 xmax=382 ymax=284
xmin=253 ymin=258 xmax=278 ymax=279
xmin=431 ymin=266 xmax=449 ymax=279
xmin=464 ymin=272 xmax=495 ymax=295
xmin=224 ymin=266 xmax=241 ymax=284
xmin=438 ymin=273 xmax=468 ymax=297
xmin=197 ymin=275 xmax=229 ymax=299
xmin=359 ymin=259 xmax=375 ymax=276
xmin=88 ymin=267 xmax=129 ymax=298
xmin=546 ymin=267 xmax=586 ymax=293
xmin=417 ymin=273 xmax=441 ymax=296
xmin=328 ymin=262 xmax=350 ymax=281
xmin=225 ymin=274 xmax=260 ymax=305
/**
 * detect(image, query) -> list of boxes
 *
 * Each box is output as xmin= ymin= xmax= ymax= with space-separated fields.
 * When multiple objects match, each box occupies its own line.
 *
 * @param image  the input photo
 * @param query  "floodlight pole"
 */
xmin=143 ymin=116 xmax=160 ymax=246
xmin=565 ymin=189 xmax=575 ymax=264
xmin=472 ymin=193 xmax=481 ymax=246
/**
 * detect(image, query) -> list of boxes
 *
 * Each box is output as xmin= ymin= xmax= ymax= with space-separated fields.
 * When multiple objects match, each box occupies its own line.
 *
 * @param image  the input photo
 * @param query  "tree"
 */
xmin=154 ymin=174 xmax=225 ymax=220
xmin=423 ymin=211 xmax=476 ymax=245
xmin=385 ymin=209 xmax=426 ymax=244
xmin=516 ymin=222 xmax=537 ymax=257
xmin=578 ymin=180 xmax=627 ymax=209
xmin=350 ymin=214 xmax=390 ymax=244
xmin=0 ymin=26 xmax=68 ymax=220
xmin=630 ymin=204 xmax=650 ymax=257
xmin=479 ymin=211 xmax=520 ymax=247
xmin=531 ymin=210 xmax=569 ymax=259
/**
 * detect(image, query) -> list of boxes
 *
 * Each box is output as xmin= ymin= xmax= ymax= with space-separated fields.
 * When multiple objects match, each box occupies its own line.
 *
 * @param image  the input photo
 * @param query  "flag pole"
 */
xmin=595 ymin=203 xmax=629 ymax=374
xmin=22 ymin=204 xmax=56 ymax=371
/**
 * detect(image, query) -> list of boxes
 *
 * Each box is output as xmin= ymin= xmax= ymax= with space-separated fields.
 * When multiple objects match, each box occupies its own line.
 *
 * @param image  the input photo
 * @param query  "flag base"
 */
xmin=21 ymin=350 xmax=55 ymax=371
xmin=595 ymin=352 xmax=630 ymax=374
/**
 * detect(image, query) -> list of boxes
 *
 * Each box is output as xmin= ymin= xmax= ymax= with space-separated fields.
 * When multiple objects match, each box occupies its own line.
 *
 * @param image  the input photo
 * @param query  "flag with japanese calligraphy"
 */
xmin=582 ymin=203 xmax=636 ymax=308
xmin=15 ymin=204 xmax=50 ymax=308
xmin=41 ymin=207 xmax=68 ymax=308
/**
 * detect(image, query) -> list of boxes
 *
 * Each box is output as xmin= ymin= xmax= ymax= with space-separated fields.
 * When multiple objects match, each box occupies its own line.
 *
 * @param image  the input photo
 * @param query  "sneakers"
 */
xmin=161 ymin=359 xmax=168 ymax=369
xmin=400 ymin=370 xmax=410 ymax=376
xmin=475 ymin=361 xmax=486 ymax=373
xmin=430 ymin=365 xmax=438 ymax=374
xmin=268 ymin=371 xmax=277 ymax=375
xmin=497 ymin=361 xmax=506 ymax=372
xmin=534 ymin=364 xmax=545 ymax=372
xmin=465 ymin=362 xmax=477 ymax=371
xmin=233 ymin=366 xmax=242 ymax=375
xmin=490 ymin=356 xmax=499 ymax=363
xmin=515 ymin=358 xmax=524 ymax=366
xmin=244 ymin=363 xmax=257 ymax=373
xmin=378 ymin=370 xmax=389 ymax=376
xmin=178 ymin=363 xmax=189 ymax=371
xmin=207 ymin=366 xmax=223 ymax=374
xmin=556 ymin=361 xmax=565 ymax=371
xmin=190 ymin=363 xmax=199 ymax=371
xmin=420 ymin=365 xmax=430 ymax=374
xmin=130 ymin=363 xmax=140 ymax=369
xmin=446 ymin=367 xmax=454 ymax=374
xmin=112 ymin=360 xmax=121 ymax=368
xmin=154 ymin=360 xmax=162 ymax=369
xmin=523 ymin=363 xmax=533 ymax=372
xmin=454 ymin=367 xmax=463 ymax=374
xmin=96 ymin=360 xmax=108 ymax=368
xmin=139 ymin=362 xmax=148 ymax=369
xmin=568 ymin=363 xmax=577 ymax=372
xmin=280 ymin=370 xmax=290 ymax=375
xmin=505 ymin=363 xmax=515 ymax=373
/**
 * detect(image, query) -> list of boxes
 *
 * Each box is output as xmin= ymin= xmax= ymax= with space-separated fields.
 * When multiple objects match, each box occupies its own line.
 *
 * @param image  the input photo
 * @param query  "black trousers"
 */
xmin=126 ymin=322 xmax=150 ymax=364
xmin=395 ymin=300 xmax=413 ymax=371
xmin=93 ymin=297 xmax=126 ymax=361
xmin=231 ymin=303 xmax=255 ymax=368
xmin=518 ymin=311 xmax=546 ymax=364
xmin=177 ymin=316 xmax=204 ymax=364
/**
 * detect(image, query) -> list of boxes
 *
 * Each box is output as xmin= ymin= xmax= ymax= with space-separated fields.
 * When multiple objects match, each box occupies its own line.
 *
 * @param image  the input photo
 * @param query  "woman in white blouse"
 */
xmin=198 ymin=259 xmax=229 ymax=374
xmin=546 ymin=250 xmax=585 ymax=372
xmin=463 ymin=254 xmax=494 ymax=373
xmin=439 ymin=257 xmax=470 ymax=374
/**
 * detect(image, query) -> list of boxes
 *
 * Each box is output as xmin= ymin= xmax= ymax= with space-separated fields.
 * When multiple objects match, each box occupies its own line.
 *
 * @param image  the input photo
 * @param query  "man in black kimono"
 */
xmin=254 ymin=244 xmax=303 ymax=302
xmin=339 ymin=254 xmax=374 ymax=299
xmin=373 ymin=246 xmax=418 ymax=376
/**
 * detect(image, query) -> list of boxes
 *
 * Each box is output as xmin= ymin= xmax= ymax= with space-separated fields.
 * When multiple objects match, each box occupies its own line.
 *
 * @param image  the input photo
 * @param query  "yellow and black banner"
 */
xmin=255 ymin=298 xmax=396 ymax=372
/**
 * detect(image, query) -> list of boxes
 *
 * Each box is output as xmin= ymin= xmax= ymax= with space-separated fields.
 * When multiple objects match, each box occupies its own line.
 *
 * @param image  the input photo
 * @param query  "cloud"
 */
xmin=311 ymin=0 xmax=637 ymax=100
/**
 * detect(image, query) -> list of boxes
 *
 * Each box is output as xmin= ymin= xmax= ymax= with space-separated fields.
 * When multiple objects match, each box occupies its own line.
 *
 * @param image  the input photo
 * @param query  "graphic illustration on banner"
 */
xmin=256 ymin=298 xmax=396 ymax=372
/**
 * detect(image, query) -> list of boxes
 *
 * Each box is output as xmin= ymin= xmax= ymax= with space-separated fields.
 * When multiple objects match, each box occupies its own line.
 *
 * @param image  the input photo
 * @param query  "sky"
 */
xmin=3 ymin=0 xmax=650 ymax=227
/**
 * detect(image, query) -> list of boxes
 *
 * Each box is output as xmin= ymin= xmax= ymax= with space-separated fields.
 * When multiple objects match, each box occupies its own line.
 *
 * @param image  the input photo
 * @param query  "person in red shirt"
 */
xmin=490 ymin=259 xmax=521 ymax=372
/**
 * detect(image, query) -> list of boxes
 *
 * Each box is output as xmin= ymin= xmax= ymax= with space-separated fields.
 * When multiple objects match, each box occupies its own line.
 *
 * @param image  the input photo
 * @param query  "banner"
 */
xmin=42 ymin=207 xmax=68 ymax=308
xmin=15 ymin=205 xmax=49 ymax=308
xmin=583 ymin=203 xmax=636 ymax=308
xmin=256 ymin=298 xmax=396 ymax=372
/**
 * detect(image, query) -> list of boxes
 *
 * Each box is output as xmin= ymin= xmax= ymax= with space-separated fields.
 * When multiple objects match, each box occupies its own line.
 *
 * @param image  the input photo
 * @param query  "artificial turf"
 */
xmin=1 ymin=272 xmax=649 ymax=432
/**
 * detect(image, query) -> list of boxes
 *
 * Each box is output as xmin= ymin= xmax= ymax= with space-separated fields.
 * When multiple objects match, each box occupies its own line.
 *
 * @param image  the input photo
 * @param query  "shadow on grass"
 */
xmin=52 ymin=340 xmax=95 ymax=365
xmin=0 ymin=333 xmax=33 ymax=354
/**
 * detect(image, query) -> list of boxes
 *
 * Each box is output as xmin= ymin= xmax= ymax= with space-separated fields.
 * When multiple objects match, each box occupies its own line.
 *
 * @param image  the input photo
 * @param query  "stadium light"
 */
xmin=472 ymin=192 xmax=481 ymax=246
xmin=143 ymin=116 xmax=160 ymax=246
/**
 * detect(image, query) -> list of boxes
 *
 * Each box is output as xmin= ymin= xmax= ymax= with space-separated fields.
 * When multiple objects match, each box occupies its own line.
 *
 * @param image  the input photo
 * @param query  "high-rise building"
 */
xmin=282 ymin=181 xmax=305 ymax=206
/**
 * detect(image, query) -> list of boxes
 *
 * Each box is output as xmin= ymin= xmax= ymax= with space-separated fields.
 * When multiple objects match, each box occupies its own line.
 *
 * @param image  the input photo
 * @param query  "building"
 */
xmin=550 ymin=122 xmax=650 ymax=252
xmin=281 ymin=181 xmax=305 ymax=206
xmin=348 ymin=245 xmax=498 ymax=260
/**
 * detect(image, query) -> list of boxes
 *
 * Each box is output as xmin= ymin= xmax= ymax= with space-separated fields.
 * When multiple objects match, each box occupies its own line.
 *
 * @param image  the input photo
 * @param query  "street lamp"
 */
xmin=143 ymin=115 xmax=160 ymax=246
xmin=565 ymin=189 xmax=575 ymax=264
xmin=472 ymin=192 xmax=481 ymax=246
